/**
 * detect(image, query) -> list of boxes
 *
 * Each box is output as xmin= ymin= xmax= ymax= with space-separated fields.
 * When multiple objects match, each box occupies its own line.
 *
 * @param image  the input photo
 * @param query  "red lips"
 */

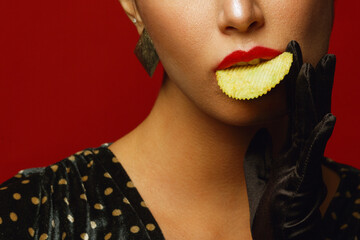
xmin=216 ymin=46 xmax=282 ymax=70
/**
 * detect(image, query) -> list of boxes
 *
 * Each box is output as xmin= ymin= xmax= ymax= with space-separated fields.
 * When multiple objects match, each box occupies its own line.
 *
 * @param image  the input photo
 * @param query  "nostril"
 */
xmin=248 ymin=21 xmax=258 ymax=31
xmin=224 ymin=21 xmax=261 ymax=33
xmin=225 ymin=26 xmax=238 ymax=31
xmin=249 ymin=22 xmax=257 ymax=29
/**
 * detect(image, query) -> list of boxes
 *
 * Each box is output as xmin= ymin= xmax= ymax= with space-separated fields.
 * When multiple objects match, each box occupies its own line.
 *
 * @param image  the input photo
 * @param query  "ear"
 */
xmin=118 ymin=0 xmax=144 ymax=34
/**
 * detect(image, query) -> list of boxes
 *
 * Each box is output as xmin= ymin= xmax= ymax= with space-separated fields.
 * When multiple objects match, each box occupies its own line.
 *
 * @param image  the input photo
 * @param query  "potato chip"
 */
xmin=216 ymin=52 xmax=293 ymax=100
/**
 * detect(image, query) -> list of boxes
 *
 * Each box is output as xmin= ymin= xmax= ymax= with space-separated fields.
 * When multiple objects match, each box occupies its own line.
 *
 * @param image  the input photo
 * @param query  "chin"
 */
xmin=217 ymin=107 xmax=288 ymax=127
xmin=209 ymin=82 xmax=288 ymax=127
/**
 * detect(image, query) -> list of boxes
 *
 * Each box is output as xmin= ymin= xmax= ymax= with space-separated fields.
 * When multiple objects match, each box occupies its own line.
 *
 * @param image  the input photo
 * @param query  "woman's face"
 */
xmin=132 ymin=0 xmax=334 ymax=126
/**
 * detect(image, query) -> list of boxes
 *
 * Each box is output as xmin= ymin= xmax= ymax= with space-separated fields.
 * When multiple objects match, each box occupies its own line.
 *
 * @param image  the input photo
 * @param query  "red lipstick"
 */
xmin=216 ymin=46 xmax=282 ymax=70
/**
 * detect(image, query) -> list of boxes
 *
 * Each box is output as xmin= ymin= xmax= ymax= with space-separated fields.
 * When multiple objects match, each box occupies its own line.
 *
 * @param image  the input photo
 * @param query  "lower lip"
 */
xmin=217 ymin=47 xmax=282 ymax=70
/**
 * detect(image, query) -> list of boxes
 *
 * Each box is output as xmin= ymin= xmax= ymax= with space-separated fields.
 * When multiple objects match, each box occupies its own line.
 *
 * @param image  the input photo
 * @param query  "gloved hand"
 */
xmin=244 ymin=40 xmax=336 ymax=240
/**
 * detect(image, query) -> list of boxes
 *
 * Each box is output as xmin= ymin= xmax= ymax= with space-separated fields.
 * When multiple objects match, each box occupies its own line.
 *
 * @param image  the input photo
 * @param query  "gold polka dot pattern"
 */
xmin=80 ymin=233 xmax=89 ymax=240
xmin=104 ymin=187 xmax=113 ymax=196
xmin=39 ymin=233 xmax=48 ymax=240
xmin=58 ymin=179 xmax=67 ymax=185
xmin=10 ymin=212 xmax=18 ymax=222
xmin=123 ymin=197 xmax=130 ymax=204
xmin=340 ymin=224 xmax=348 ymax=230
xmin=13 ymin=145 xmax=360 ymax=238
xmin=94 ymin=203 xmax=103 ymax=210
xmin=80 ymin=193 xmax=87 ymax=200
xmin=13 ymin=193 xmax=21 ymax=200
xmin=51 ymin=165 xmax=58 ymax=172
xmin=140 ymin=201 xmax=147 ymax=207
xmin=104 ymin=172 xmax=111 ymax=179
xmin=87 ymin=161 xmax=94 ymax=168
xmin=31 ymin=197 xmax=40 ymax=205
xmin=21 ymin=180 xmax=30 ymax=184
xmin=104 ymin=233 xmax=112 ymax=240
xmin=84 ymin=150 xmax=92 ymax=156
xmin=28 ymin=227 xmax=35 ymax=237
xmin=126 ymin=181 xmax=135 ymax=188
xmin=146 ymin=223 xmax=156 ymax=231
xmin=67 ymin=214 xmax=74 ymax=223
xmin=346 ymin=191 xmax=352 ymax=198
xmin=130 ymin=225 xmax=140 ymax=233
xmin=90 ymin=221 xmax=97 ymax=229
xmin=112 ymin=209 xmax=122 ymax=216
xmin=0 ymin=145 xmax=268 ymax=239
xmin=352 ymin=212 xmax=360 ymax=219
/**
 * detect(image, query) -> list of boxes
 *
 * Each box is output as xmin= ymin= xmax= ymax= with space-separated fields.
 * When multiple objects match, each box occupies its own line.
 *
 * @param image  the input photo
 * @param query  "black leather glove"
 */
xmin=244 ymin=40 xmax=336 ymax=240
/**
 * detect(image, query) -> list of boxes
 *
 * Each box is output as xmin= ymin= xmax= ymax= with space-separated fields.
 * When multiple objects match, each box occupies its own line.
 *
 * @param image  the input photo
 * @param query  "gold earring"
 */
xmin=134 ymin=28 xmax=159 ymax=77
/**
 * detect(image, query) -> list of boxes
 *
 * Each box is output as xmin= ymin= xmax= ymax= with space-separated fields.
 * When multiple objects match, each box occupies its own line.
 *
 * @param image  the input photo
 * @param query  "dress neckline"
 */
xmin=97 ymin=143 xmax=166 ymax=240
xmin=98 ymin=143 xmax=351 ymax=238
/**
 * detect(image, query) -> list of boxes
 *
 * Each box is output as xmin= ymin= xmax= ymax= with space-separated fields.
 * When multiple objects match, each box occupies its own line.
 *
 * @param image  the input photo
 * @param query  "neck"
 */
xmin=110 ymin=74 xmax=287 ymax=210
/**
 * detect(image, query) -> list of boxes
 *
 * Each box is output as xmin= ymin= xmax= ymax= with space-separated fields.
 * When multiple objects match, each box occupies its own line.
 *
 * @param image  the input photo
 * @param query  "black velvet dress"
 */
xmin=0 ymin=143 xmax=359 ymax=239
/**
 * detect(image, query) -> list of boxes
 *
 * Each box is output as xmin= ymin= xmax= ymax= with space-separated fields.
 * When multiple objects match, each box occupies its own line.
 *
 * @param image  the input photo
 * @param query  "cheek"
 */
xmin=136 ymin=0 xmax=215 ymax=76
xmin=266 ymin=0 xmax=333 ymax=65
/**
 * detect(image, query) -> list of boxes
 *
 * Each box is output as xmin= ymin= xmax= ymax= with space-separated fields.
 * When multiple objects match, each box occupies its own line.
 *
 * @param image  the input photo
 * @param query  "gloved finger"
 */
xmin=285 ymin=41 xmax=304 ymax=106
xmin=285 ymin=40 xmax=303 ymax=73
xmin=296 ymin=113 xmax=336 ymax=182
xmin=314 ymin=54 xmax=336 ymax=119
xmin=284 ymin=40 xmax=304 ymax=142
xmin=294 ymin=63 xmax=317 ymax=143
xmin=244 ymin=128 xmax=273 ymax=227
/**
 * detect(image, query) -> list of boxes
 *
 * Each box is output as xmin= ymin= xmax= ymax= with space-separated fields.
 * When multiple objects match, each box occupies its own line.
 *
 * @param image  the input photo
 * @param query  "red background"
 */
xmin=0 ymin=0 xmax=359 ymax=183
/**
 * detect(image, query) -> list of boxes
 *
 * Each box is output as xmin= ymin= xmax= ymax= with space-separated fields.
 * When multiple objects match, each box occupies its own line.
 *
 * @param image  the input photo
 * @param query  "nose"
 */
xmin=219 ymin=0 xmax=264 ymax=34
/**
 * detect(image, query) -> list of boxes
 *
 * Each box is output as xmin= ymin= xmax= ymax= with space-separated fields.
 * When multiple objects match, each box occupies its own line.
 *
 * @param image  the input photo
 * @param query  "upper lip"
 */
xmin=216 ymin=46 xmax=283 ymax=70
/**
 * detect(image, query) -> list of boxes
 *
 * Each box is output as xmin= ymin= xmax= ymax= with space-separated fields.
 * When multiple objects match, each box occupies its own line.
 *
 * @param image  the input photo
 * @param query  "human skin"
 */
xmin=112 ymin=0 xmax=336 ymax=239
xmin=123 ymin=0 xmax=333 ymax=126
